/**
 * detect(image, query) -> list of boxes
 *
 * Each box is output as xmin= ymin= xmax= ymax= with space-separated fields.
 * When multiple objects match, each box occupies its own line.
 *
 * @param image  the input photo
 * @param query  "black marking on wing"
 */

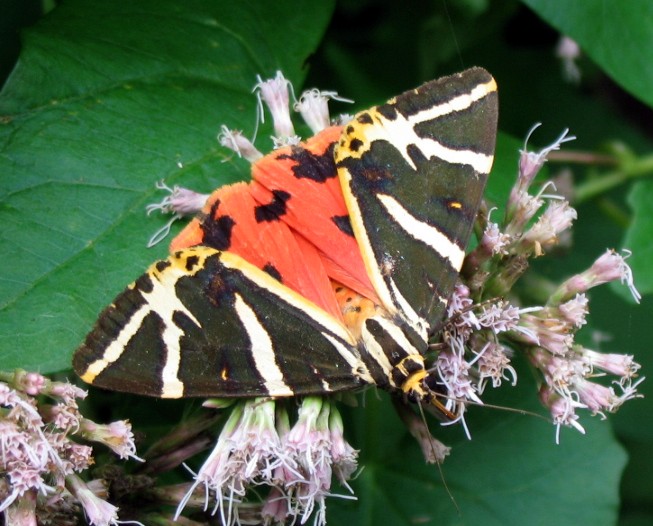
xmin=262 ymin=262 xmax=282 ymax=282
xmin=277 ymin=142 xmax=337 ymax=183
xmin=356 ymin=112 xmax=374 ymax=125
xmin=406 ymin=143 xmax=426 ymax=166
xmin=134 ymin=273 xmax=154 ymax=294
xmin=200 ymin=199 xmax=236 ymax=250
xmin=376 ymin=104 xmax=398 ymax=121
xmin=184 ymin=255 xmax=200 ymax=272
xmin=412 ymin=97 xmax=498 ymax=156
xmin=254 ymin=190 xmax=291 ymax=222
xmin=332 ymin=214 xmax=355 ymax=237
xmin=155 ymin=260 xmax=171 ymax=273
xmin=348 ymin=138 xmax=364 ymax=152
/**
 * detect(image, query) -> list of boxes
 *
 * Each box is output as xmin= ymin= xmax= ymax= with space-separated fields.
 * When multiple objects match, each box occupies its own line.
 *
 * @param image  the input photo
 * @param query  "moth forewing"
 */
xmin=335 ymin=68 xmax=498 ymax=335
xmin=74 ymin=247 xmax=373 ymax=398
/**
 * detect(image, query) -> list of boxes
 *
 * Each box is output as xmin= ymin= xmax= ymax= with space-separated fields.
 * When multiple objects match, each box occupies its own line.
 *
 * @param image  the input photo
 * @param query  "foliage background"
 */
xmin=1 ymin=1 xmax=652 ymax=525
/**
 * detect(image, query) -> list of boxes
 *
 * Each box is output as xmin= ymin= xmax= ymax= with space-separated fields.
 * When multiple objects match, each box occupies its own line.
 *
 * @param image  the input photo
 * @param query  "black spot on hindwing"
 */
xmin=200 ymin=199 xmax=236 ymax=250
xmin=277 ymin=142 xmax=337 ymax=183
xmin=254 ymin=190 xmax=291 ymax=222
xmin=331 ymin=215 xmax=354 ymax=237
xmin=262 ymin=263 xmax=282 ymax=282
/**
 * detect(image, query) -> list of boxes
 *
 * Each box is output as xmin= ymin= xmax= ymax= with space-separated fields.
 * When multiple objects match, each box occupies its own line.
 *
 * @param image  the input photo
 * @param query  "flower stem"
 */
xmin=574 ymin=153 xmax=653 ymax=204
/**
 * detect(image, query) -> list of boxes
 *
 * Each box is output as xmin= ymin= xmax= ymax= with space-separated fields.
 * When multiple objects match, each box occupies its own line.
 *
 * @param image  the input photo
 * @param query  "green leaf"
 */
xmin=522 ymin=0 xmax=653 ymax=109
xmin=0 ymin=0 xmax=334 ymax=373
xmin=332 ymin=383 xmax=626 ymax=526
xmin=622 ymin=179 xmax=653 ymax=296
xmin=486 ymin=132 xmax=522 ymax=217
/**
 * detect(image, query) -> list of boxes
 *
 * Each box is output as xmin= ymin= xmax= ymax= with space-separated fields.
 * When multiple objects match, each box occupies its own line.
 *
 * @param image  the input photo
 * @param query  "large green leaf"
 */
xmin=621 ymin=179 xmax=653 ymax=295
xmin=522 ymin=0 xmax=653 ymax=109
xmin=0 ymin=0 xmax=334 ymax=373
xmin=330 ymin=383 xmax=626 ymax=526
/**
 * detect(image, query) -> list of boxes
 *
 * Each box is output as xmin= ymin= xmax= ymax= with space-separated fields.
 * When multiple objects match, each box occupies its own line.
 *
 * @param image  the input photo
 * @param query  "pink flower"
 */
xmin=481 ymin=221 xmax=512 ymax=255
xmin=475 ymin=341 xmax=517 ymax=392
xmin=16 ymin=372 xmax=46 ymax=396
xmin=572 ymin=378 xmax=616 ymax=415
xmin=0 ymin=376 xmax=140 ymax=523
xmin=66 ymin=475 xmax=120 ymax=526
xmin=2 ymin=488 xmax=37 ymax=526
xmin=284 ymin=399 xmax=333 ymax=502
xmin=218 ymin=126 xmax=263 ymax=162
xmin=529 ymin=347 xmax=582 ymax=391
xmin=294 ymin=89 xmax=352 ymax=134
xmin=79 ymin=419 xmax=140 ymax=461
xmin=539 ymin=385 xmax=586 ymax=443
xmin=328 ymin=408 xmax=358 ymax=489
xmin=477 ymin=301 xmax=521 ymax=333
xmin=254 ymin=71 xmax=297 ymax=145
xmin=435 ymin=349 xmax=481 ymax=417
xmin=557 ymin=294 xmax=589 ymax=328
xmin=521 ymin=200 xmax=577 ymax=255
xmin=261 ymin=487 xmax=290 ymax=525
xmin=517 ymin=124 xmax=575 ymax=187
xmin=553 ymin=249 xmax=641 ymax=303
xmin=514 ymin=312 xmax=574 ymax=356
xmin=174 ymin=397 xmax=359 ymax=526
xmin=145 ymin=181 xmax=210 ymax=247
xmin=576 ymin=346 xmax=640 ymax=379
xmin=505 ymin=125 xmax=575 ymax=237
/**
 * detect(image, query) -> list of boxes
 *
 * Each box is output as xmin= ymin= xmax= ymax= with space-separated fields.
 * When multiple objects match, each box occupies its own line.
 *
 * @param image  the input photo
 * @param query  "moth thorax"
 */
xmin=393 ymin=354 xmax=429 ymax=402
xmin=398 ymin=361 xmax=456 ymax=418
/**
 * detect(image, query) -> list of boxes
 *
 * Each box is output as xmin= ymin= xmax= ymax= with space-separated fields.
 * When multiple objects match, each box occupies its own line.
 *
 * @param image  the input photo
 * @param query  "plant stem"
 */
xmin=574 ymin=154 xmax=653 ymax=204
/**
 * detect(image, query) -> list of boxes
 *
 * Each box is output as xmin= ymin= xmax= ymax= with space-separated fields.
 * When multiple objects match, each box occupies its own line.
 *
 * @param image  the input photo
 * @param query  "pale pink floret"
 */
xmin=254 ymin=71 xmax=298 ymax=145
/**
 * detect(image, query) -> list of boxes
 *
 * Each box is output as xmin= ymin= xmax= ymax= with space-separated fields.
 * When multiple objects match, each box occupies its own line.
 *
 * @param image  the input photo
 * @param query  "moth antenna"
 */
xmin=391 ymin=398 xmax=459 ymax=512
xmin=427 ymin=390 xmax=548 ymax=422
xmin=418 ymin=400 xmax=459 ymax=514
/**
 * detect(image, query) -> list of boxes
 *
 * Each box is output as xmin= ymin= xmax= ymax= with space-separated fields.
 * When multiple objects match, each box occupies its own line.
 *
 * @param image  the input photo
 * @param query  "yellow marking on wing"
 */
xmin=80 ymin=247 xmax=213 ymax=391
xmin=337 ymin=160 xmax=398 ymax=315
xmin=217 ymin=250 xmax=357 ymax=346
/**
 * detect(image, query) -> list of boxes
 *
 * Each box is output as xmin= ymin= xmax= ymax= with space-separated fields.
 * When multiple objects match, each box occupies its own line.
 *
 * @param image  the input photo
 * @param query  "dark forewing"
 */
xmin=73 ymin=247 xmax=372 ymax=398
xmin=335 ymin=67 xmax=498 ymax=339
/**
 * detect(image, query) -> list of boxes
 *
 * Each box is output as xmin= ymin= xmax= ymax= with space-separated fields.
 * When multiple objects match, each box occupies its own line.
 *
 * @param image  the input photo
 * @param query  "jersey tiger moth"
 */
xmin=73 ymin=68 xmax=498 ymax=414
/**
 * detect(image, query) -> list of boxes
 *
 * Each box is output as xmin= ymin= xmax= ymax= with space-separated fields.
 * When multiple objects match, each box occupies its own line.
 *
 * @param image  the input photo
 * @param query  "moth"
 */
xmin=73 ymin=68 xmax=498 ymax=411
